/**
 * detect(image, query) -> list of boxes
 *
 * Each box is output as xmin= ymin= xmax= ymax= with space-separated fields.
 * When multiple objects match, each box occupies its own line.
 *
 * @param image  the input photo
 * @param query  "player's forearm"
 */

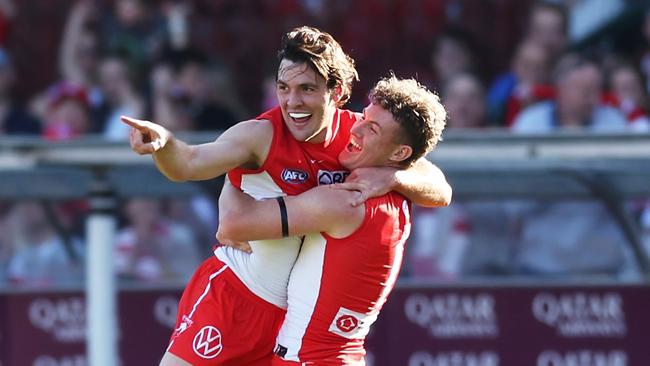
xmin=394 ymin=158 xmax=452 ymax=207
xmin=152 ymin=137 xmax=196 ymax=182
xmin=218 ymin=190 xmax=284 ymax=242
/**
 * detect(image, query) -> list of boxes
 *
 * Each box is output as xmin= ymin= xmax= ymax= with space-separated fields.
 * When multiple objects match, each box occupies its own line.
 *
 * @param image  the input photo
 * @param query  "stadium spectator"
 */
xmin=509 ymin=55 xmax=636 ymax=277
xmin=41 ymin=81 xmax=91 ymax=140
xmin=443 ymin=72 xmax=489 ymax=129
xmin=101 ymin=0 xmax=167 ymax=69
xmin=99 ymin=53 xmax=145 ymax=139
xmin=430 ymin=27 xmax=479 ymax=87
xmin=166 ymin=196 xmax=218 ymax=258
xmin=407 ymin=205 xmax=469 ymax=279
xmin=149 ymin=49 xmax=242 ymax=133
xmin=149 ymin=58 xmax=194 ymax=131
xmin=114 ymin=198 xmax=201 ymax=283
xmin=59 ymin=1 xmax=102 ymax=94
xmin=169 ymin=49 xmax=239 ymax=131
xmin=5 ymin=202 xmax=84 ymax=286
xmin=488 ymin=40 xmax=554 ymax=126
xmin=0 ymin=48 xmax=40 ymax=135
xmin=525 ymin=1 xmax=568 ymax=59
xmin=409 ymin=74 xmax=516 ymax=279
xmin=507 ymin=199 xmax=636 ymax=277
xmin=512 ymin=54 xmax=628 ymax=132
xmin=604 ymin=62 xmax=650 ymax=132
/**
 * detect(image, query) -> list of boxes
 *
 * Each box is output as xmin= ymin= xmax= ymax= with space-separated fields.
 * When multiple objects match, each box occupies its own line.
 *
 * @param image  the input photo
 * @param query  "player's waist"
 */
xmin=214 ymin=256 xmax=285 ymax=312
xmin=272 ymin=344 xmax=366 ymax=366
xmin=214 ymin=246 xmax=290 ymax=309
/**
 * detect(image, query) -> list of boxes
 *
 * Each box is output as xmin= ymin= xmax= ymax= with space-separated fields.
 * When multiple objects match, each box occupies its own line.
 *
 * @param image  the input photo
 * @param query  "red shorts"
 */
xmin=167 ymin=256 xmax=286 ymax=365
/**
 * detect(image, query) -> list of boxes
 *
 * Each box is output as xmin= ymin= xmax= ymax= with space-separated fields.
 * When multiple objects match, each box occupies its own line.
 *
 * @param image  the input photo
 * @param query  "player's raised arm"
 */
xmin=217 ymin=181 xmax=363 ymax=243
xmin=122 ymin=116 xmax=272 ymax=182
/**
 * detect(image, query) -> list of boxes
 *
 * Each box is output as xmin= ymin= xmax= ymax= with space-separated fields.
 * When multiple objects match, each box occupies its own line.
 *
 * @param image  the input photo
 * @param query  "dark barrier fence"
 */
xmin=2 ymin=284 xmax=649 ymax=366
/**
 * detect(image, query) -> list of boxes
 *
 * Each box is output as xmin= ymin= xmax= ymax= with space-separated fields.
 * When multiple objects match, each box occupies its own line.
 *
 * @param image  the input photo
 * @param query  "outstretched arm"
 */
xmin=334 ymin=158 xmax=452 ymax=207
xmin=217 ymin=181 xmax=363 ymax=243
xmin=122 ymin=116 xmax=272 ymax=182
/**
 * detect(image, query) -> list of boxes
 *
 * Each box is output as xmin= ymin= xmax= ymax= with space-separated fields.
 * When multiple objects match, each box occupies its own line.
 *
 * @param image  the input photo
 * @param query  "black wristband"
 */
xmin=276 ymin=196 xmax=289 ymax=237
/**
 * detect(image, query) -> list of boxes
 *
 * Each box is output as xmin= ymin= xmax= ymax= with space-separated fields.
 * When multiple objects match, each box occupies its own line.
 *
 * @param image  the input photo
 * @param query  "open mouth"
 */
xmin=289 ymin=112 xmax=312 ymax=124
xmin=346 ymin=137 xmax=362 ymax=153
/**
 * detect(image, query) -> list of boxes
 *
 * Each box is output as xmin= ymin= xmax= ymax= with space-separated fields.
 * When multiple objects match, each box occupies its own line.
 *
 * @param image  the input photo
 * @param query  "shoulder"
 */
xmin=338 ymin=108 xmax=362 ymax=122
xmin=592 ymin=106 xmax=627 ymax=130
xmin=511 ymin=101 xmax=554 ymax=133
xmin=225 ymin=118 xmax=274 ymax=141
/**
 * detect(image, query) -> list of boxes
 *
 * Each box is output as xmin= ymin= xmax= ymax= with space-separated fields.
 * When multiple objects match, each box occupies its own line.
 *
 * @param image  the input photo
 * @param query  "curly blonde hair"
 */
xmin=369 ymin=75 xmax=447 ymax=166
xmin=278 ymin=26 xmax=359 ymax=107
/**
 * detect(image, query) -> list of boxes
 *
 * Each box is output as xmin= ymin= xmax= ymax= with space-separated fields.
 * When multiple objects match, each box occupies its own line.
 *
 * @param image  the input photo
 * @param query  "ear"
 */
xmin=389 ymin=145 xmax=413 ymax=164
xmin=331 ymin=85 xmax=343 ymax=103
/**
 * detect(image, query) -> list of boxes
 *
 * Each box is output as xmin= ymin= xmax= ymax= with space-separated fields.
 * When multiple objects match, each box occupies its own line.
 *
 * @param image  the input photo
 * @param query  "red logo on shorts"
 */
xmin=336 ymin=315 xmax=359 ymax=333
xmin=193 ymin=326 xmax=223 ymax=359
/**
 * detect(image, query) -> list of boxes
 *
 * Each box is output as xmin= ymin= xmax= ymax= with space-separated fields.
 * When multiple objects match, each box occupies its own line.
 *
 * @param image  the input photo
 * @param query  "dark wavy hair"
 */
xmin=277 ymin=26 xmax=359 ymax=107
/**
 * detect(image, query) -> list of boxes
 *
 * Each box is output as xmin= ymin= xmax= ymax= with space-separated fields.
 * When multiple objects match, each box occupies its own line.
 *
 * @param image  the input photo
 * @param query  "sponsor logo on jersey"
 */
xmin=281 ymin=169 xmax=309 ymax=184
xmin=336 ymin=315 xmax=360 ymax=332
xmin=328 ymin=307 xmax=377 ymax=339
xmin=318 ymin=170 xmax=349 ymax=185
xmin=193 ymin=326 xmax=223 ymax=359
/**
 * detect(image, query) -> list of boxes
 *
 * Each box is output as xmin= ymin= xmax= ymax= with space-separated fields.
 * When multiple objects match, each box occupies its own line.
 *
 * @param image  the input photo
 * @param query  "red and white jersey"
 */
xmin=275 ymin=192 xmax=412 ymax=364
xmin=216 ymin=106 xmax=359 ymax=309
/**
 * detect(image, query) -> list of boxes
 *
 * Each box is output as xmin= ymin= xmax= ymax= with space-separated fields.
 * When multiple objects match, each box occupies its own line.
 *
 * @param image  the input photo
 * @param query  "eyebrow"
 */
xmin=276 ymin=80 xmax=319 ymax=89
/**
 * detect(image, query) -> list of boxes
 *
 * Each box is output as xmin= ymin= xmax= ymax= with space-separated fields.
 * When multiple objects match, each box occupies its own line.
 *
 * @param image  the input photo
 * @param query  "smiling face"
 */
xmin=338 ymin=102 xmax=411 ymax=170
xmin=276 ymin=59 xmax=339 ymax=143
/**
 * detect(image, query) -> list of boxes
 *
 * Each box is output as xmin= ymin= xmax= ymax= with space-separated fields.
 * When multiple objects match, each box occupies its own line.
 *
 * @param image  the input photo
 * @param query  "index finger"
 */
xmin=121 ymin=116 xmax=149 ymax=130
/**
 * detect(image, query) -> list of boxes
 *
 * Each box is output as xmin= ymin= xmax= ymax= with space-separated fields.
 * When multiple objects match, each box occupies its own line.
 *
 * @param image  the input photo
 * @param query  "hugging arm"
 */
xmin=217 ymin=181 xmax=363 ymax=243
xmin=334 ymin=158 xmax=452 ymax=207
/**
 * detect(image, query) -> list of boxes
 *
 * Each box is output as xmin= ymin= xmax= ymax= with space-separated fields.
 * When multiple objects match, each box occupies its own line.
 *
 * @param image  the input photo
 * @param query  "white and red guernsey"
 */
xmin=215 ymin=106 xmax=358 ymax=309
xmin=275 ymin=192 xmax=412 ymax=365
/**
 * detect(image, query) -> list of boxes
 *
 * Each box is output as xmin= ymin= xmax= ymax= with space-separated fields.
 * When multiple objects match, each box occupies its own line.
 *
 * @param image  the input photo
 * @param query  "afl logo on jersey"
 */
xmin=318 ymin=170 xmax=350 ymax=185
xmin=281 ymin=169 xmax=309 ymax=184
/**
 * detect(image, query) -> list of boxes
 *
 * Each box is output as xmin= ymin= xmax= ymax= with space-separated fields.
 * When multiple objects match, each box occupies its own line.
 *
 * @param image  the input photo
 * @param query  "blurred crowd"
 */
xmin=1 ymin=0 xmax=650 ymax=287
